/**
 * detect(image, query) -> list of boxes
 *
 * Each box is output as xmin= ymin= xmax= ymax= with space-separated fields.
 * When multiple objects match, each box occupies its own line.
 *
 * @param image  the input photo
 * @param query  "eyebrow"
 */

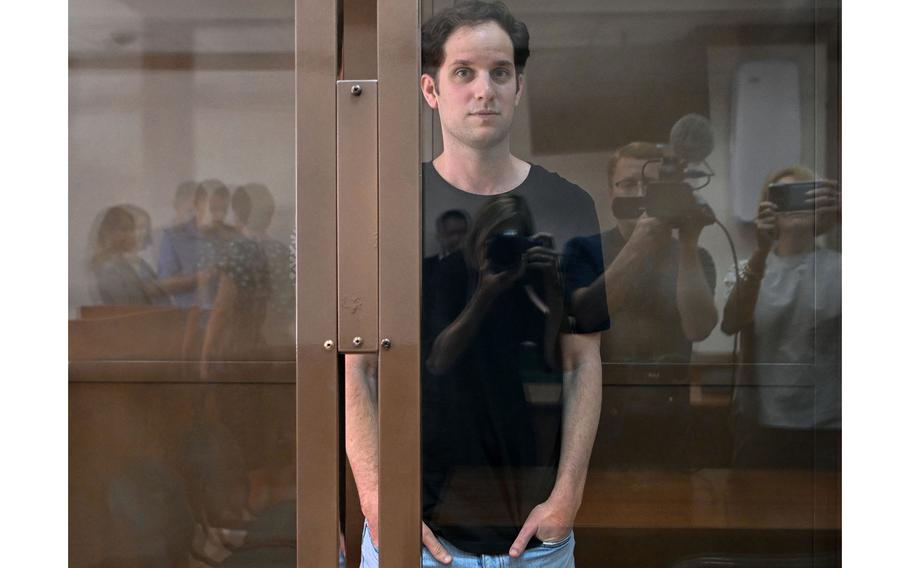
xmin=448 ymin=59 xmax=514 ymax=68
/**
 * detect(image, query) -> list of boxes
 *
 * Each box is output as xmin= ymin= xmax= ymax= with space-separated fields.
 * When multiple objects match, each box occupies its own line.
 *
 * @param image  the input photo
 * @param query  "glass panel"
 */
xmin=68 ymin=1 xmax=306 ymax=566
xmin=415 ymin=1 xmax=840 ymax=567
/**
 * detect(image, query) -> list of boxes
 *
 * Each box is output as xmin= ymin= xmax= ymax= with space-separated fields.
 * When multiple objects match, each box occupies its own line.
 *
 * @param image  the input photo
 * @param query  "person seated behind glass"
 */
xmin=92 ymin=204 xmax=171 ymax=306
xmin=721 ymin=165 xmax=841 ymax=470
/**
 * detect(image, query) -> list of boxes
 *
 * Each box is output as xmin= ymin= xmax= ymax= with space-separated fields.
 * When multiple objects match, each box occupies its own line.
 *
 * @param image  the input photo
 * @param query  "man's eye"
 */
xmin=454 ymin=68 xmax=471 ymax=78
xmin=493 ymin=68 xmax=511 ymax=79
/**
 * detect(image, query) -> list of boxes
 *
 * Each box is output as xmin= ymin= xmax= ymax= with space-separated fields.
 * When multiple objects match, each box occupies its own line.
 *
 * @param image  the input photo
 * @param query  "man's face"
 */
xmin=175 ymin=196 xmax=195 ymax=224
xmin=210 ymin=193 xmax=229 ymax=224
xmin=195 ymin=195 xmax=211 ymax=228
xmin=609 ymin=156 xmax=660 ymax=233
xmin=438 ymin=217 xmax=468 ymax=254
xmin=420 ymin=22 xmax=524 ymax=152
xmin=133 ymin=215 xmax=150 ymax=250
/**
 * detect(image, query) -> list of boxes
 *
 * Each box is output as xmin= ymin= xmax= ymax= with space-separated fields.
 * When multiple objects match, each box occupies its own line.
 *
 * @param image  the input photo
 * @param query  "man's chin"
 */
xmin=463 ymin=131 xmax=509 ymax=151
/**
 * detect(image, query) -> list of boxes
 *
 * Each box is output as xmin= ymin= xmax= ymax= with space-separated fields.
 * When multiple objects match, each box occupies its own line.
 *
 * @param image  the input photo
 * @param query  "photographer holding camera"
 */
xmin=721 ymin=165 xmax=841 ymax=470
xmin=562 ymin=141 xmax=718 ymax=469
xmin=566 ymin=141 xmax=718 ymax=365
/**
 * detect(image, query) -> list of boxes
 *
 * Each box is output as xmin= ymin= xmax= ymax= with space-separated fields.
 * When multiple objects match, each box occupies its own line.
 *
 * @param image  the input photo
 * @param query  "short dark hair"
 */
xmin=436 ymin=209 xmax=470 ymax=232
xmin=421 ymin=1 xmax=530 ymax=78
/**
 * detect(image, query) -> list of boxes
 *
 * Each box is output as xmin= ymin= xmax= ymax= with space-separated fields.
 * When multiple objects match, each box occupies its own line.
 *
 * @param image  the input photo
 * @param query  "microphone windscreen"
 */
xmin=670 ymin=114 xmax=714 ymax=163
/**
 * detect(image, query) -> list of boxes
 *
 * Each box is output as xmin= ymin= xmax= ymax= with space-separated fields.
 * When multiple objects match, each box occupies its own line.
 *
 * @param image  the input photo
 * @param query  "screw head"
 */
xmin=351 ymin=85 xmax=363 ymax=96
xmin=323 ymin=340 xmax=334 ymax=351
xmin=381 ymin=338 xmax=392 ymax=350
xmin=352 ymin=336 xmax=363 ymax=347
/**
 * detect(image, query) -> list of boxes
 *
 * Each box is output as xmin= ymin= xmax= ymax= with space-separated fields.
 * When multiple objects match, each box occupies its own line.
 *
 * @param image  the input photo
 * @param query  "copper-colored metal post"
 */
xmin=296 ymin=0 xmax=341 ymax=565
xmin=377 ymin=0 xmax=422 ymax=565
xmin=337 ymin=80 xmax=379 ymax=353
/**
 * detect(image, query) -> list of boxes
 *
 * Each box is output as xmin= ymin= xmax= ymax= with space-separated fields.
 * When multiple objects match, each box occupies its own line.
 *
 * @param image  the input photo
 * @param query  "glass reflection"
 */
xmin=92 ymin=204 xmax=171 ymax=306
xmin=722 ymin=166 xmax=842 ymax=471
xmin=69 ymin=1 xmax=299 ymax=566
xmin=350 ymin=2 xmax=607 ymax=566
xmin=390 ymin=0 xmax=840 ymax=566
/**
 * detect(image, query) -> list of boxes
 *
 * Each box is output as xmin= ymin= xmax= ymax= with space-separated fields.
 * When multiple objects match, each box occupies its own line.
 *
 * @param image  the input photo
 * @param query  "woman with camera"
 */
xmin=721 ymin=165 xmax=841 ymax=470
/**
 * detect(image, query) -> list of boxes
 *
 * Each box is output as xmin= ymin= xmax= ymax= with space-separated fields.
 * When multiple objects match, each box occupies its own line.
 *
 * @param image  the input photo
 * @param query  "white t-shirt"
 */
xmin=723 ymin=247 xmax=842 ymax=429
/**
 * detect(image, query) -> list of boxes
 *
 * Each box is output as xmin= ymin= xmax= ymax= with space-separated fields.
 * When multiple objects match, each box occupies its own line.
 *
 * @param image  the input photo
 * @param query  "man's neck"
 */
xmin=432 ymin=143 xmax=530 ymax=196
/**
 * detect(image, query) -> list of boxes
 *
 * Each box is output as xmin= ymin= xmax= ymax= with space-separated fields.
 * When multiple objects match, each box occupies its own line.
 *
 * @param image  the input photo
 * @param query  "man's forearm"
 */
xmin=551 ymin=333 xmax=602 ymax=512
xmin=345 ymin=354 xmax=381 ymax=519
xmin=676 ymin=246 xmax=718 ymax=341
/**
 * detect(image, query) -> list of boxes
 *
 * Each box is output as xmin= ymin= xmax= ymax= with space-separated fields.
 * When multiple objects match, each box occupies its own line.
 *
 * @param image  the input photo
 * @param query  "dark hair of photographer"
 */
xmin=462 ymin=193 xmax=535 ymax=272
xmin=436 ymin=208 xmax=470 ymax=233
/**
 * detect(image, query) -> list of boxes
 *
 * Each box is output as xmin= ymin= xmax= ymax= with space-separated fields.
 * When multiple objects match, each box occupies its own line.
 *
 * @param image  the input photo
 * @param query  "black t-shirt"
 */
xmin=421 ymin=162 xmax=608 ymax=554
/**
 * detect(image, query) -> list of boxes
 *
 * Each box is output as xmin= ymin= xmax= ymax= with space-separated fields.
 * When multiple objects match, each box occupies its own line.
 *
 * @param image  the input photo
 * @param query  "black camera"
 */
xmin=611 ymin=154 xmax=714 ymax=226
xmin=485 ymin=230 xmax=553 ymax=273
xmin=612 ymin=114 xmax=716 ymax=227
xmin=768 ymin=180 xmax=836 ymax=212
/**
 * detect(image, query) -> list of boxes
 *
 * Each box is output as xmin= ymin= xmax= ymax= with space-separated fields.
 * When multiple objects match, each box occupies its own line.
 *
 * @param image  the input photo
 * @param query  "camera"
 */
xmin=768 ymin=180 xmax=836 ymax=212
xmin=611 ymin=152 xmax=715 ymax=227
xmin=612 ymin=114 xmax=717 ymax=227
xmin=485 ymin=230 xmax=553 ymax=273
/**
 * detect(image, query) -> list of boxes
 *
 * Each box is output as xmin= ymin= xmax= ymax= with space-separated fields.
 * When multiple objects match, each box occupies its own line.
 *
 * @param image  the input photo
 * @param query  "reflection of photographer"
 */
xmin=721 ymin=165 xmax=841 ymax=470
xmin=567 ymin=141 xmax=718 ymax=363
xmin=561 ymin=141 xmax=718 ymax=470
xmin=426 ymin=194 xmax=565 ymax=375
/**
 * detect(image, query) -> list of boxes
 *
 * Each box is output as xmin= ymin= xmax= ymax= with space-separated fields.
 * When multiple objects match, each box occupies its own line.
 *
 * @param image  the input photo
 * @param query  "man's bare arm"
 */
xmin=345 ymin=353 xmax=454 ymax=563
xmin=509 ymin=331 xmax=602 ymax=556
xmin=571 ymin=218 xmax=670 ymax=330
xmin=345 ymin=353 xmax=380 ymax=543
xmin=552 ymin=332 xmax=602 ymax=511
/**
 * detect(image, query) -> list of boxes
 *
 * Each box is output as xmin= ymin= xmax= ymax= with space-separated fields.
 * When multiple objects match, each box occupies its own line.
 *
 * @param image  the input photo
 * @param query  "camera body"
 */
xmin=768 ymin=180 xmax=835 ymax=212
xmin=485 ymin=230 xmax=553 ymax=273
xmin=612 ymin=153 xmax=714 ymax=227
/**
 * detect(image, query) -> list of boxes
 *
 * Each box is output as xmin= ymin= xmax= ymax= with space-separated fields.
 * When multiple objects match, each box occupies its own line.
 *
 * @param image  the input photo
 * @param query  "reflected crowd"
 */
xmin=88 ymin=179 xmax=295 ymax=369
xmin=77 ymin=180 xmax=299 ymax=567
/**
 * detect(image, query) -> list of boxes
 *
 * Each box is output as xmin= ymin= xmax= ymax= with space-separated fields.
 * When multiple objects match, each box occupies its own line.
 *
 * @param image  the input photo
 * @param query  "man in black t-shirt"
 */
xmin=346 ymin=2 xmax=607 ymax=565
xmin=563 ymin=141 xmax=717 ymax=468
xmin=564 ymin=141 xmax=717 ymax=365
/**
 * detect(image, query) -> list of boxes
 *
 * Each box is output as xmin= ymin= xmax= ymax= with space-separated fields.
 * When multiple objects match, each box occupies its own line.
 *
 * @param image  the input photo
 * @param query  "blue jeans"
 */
xmin=360 ymin=522 xmax=575 ymax=567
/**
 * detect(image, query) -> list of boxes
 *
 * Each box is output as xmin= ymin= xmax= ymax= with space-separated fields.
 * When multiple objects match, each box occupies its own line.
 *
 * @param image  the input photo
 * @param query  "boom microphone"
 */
xmin=669 ymin=113 xmax=714 ymax=163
